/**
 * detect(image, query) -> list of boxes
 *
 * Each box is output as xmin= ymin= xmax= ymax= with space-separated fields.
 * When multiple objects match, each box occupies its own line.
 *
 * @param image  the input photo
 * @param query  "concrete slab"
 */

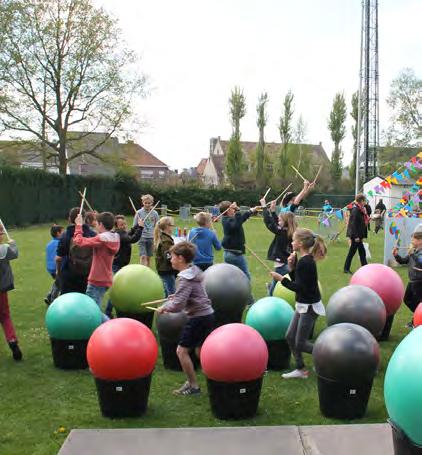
xmin=58 ymin=426 xmax=304 ymax=455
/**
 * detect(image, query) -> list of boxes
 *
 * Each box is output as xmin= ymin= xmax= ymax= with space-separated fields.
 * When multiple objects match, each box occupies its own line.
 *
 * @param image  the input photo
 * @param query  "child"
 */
xmin=44 ymin=224 xmax=64 ymax=305
xmin=188 ymin=212 xmax=221 ymax=271
xmin=157 ymin=241 xmax=214 ymax=396
xmin=73 ymin=212 xmax=120 ymax=315
xmin=220 ymin=201 xmax=259 ymax=280
xmin=84 ymin=211 xmax=98 ymax=234
xmin=104 ymin=215 xmax=144 ymax=317
xmin=271 ymin=228 xmax=327 ymax=379
xmin=373 ymin=209 xmax=383 ymax=234
xmin=154 ymin=216 xmax=176 ymax=297
xmin=133 ymin=194 xmax=159 ymax=267
xmin=260 ymin=197 xmax=297 ymax=295
xmin=280 ymin=180 xmax=315 ymax=213
xmin=0 ymin=228 xmax=22 ymax=361
xmin=392 ymin=224 xmax=422 ymax=327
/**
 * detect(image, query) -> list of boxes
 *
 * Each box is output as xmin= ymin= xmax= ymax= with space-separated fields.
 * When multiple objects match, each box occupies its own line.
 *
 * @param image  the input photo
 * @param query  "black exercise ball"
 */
xmin=156 ymin=311 xmax=188 ymax=343
xmin=313 ymin=323 xmax=380 ymax=383
xmin=327 ymin=285 xmax=387 ymax=337
xmin=204 ymin=263 xmax=251 ymax=314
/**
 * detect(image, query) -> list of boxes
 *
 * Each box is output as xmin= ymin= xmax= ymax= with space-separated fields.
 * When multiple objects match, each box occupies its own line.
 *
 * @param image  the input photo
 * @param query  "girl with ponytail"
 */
xmin=271 ymin=228 xmax=327 ymax=379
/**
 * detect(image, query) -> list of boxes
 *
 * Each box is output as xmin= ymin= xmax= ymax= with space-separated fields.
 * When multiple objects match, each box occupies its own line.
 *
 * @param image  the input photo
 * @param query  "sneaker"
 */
xmin=282 ymin=369 xmax=308 ymax=379
xmin=9 ymin=341 xmax=23 ymax=361
xmin=173 ymin=381 xmax=191 ymax=395
xmin=343 ymin=269 xmax=353 ymax=275
xmin=44 ymin=297 xmax=51 ymax=306
xmin=180 ymin=386 xmax=201 ymax=396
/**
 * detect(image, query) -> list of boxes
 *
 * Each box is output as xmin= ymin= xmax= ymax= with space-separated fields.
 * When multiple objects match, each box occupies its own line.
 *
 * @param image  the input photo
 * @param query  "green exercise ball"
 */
xmin=110 ymin=264 xmax=164 ymax=313
xmin=273 ymin=276 xmax=323 ymax=306
xmin=45 ymin=292 xmax=102 ymax=340
xmin=385 ymin=326 xmax=422 ymax=445
xmin=245 ymin=297 xmax=294 ymax=341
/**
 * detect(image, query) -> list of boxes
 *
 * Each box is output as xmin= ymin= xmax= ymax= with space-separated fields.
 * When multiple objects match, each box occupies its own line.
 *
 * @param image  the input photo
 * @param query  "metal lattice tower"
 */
xmin=356 ymin=0 xmax=379 ymax=192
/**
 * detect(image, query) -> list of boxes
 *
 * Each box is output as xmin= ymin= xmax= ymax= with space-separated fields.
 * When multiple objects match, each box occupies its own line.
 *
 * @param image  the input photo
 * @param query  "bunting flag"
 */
xmin=322 ymin=218 xmax=330 ymax=227
xmin=335 ymin=210 xmax=343 ymax=220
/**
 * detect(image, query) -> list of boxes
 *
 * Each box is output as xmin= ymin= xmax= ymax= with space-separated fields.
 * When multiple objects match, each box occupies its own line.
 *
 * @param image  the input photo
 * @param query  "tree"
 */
xmin=0 ymin=0 xmax=145 ymax=175
xmin=349 ymin=91 xmax=359 ymax=180
xmin=255 ymin=92 xmax=269 ymax=188
xmin=386 ymin=68 xmax=421 ymax=146
xmin=328 ymin=92 xmax=347 ymax=184
xmin=278 ymin=90 xmax=294 ymax=178
xmin=293 ymin=114 xmax=308 ymax=174
xmin=225 ymin=86 xmax=246 ymax=186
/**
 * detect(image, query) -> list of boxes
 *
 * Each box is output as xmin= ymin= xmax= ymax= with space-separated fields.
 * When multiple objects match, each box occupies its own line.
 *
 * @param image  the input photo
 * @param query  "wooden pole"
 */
xmin=140 ymin=298 xmax=167 ymax=307
xmin=143 ymin=200 xmax=160 ymax=222
xmin=312 ymin=165 xmax=323 ymax=184
xmin=291 ymin=165 xmax=307 ymax=182
xmin=78 ymin=191 xmax=94 ymax=212
xmin=128 ymin=196 xmax=138 ymax=215
xmin=213 ymin=205 xmax=233 ymax=222
xmin=79 ymin=187 xmax=87 ymax=215
xmin=145 ymin=306 xmax=160 ymax=312
xmin=245 ymin=244 xmax=273 ymax=273
xmin=262 ymin=187 xmax=271 ymax=199
xmin=0 ymin=218 xmax=11 ymax=242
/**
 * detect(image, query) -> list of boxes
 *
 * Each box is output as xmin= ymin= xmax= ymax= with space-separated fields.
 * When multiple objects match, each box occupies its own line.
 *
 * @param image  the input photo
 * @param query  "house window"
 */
xmin=140 ymin=169 xmax=154 ymax=178
xmin=158 ymin=170 xmax=166 ymax=176
xmin=79 ymin=163 xmax=88 ymax=175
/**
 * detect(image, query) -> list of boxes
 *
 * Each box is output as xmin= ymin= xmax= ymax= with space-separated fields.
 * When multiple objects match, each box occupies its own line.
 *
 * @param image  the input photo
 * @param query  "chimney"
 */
xmin=210 ymin=137 xmax=218 ymax=155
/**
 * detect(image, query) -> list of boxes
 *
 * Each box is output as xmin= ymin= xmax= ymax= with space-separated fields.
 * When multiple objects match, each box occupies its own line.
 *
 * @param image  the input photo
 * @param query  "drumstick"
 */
xmin=143 ymin=200 xmax=160 ymax=222
xmin=262 ymin=187 xmax=271 ymax=199
xmin=0 ymin=218 xmax=11 ymax=241
xmin=79 ymin=187 xmax=87 ymax=214
xmin=245 ymin=244 xmax=273 ymax=273
xmin=78 ymin=191 xmax=94 ymax=212
xmin=140 ymin=298 xmax=167 ymax=307
xmin=145 ymin=306 xmax=160 ymax=312
xmin=291 ymin=165 xmax=307 ymax=182
xmin=313 ymin=165 xmax=322 ymax=184
xmin=128 ymin=196 xmax=138 ymax=214
xmin=266 ymin=183 xmax=293 ymax=206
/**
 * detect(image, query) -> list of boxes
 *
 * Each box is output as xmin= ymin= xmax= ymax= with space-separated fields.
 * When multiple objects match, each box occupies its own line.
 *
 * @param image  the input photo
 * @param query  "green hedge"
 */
xmin=0 ymin=166 xmax=353 ymax=226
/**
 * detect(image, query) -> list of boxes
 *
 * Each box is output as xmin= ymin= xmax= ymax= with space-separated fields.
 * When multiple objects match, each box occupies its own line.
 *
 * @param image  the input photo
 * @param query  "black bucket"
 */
xmin=116 ymin=310 xmax=154 ymax=329
xmin=159 ymin=339 xmax=199 ymax=371
xmin=94 ymin=375 xmax=152 ymax=418
xmin=389 ymin=419 xmax=422 ymax=455
xmin=266 ymin=339 xmax=290 ymax=370
xmin=213 ymin=308 xmax=245 ymax=328
xmin=206 ymin=377 xmax=263 ymax=420
xmin=50 ymin=338 xmax=88 ymax=369
xmin=378 ymin=314 xmax=395 ymax=341
xmin=317 ymin=375 xmax=373 ymax=419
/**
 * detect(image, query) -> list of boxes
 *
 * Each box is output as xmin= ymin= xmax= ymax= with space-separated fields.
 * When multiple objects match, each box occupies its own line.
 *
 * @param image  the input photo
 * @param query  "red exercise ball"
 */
xmin=200 ymin=323 xmax=268 ymax=382
xmin=87 ymin=318 xmax=158 ymax=381
xmin=413 ymin=303 xmax=422 ymax=327
xmin=350 ymin=264 xmax=404 ymax=316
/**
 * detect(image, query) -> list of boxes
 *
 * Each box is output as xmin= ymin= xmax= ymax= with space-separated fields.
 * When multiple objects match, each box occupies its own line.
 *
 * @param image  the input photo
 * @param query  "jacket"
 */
xmin=113 ymin=226 xmax=143 ymax=268
xmin=188 ymin=227 xmax=221 ymax=264
xmin=57 ymin=224 xmax=96 ymax=272
xmin=155 ymin=232 xmax=175 ymax=273
xmin=0 ymin=241 xmax=18 ymax=292
xmin=394 ymin=248 xmax=422 ymax=282
xmin=263 ymin=208 xmax=292 ymax=264
xmin=221 ymin=210 xmax=252 ymax=254
xmin=346 ymin=204 xmax=368 ymax=239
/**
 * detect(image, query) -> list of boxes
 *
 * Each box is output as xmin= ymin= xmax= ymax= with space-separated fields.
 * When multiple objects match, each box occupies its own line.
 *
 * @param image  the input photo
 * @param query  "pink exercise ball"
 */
xmin=350 ymin=264 xmax=404 ymax=316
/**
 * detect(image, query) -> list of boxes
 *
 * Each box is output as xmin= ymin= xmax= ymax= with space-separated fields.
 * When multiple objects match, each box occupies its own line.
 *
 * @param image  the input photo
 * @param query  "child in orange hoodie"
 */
xmin=74 ymin=212 xmax=120 ymax=317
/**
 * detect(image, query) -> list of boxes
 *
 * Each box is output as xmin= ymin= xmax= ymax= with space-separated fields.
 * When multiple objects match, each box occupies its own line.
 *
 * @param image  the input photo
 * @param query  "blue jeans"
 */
xmin=86 ymin=284 xmax=109 ymax=322
xmin=159 ymin=273 xmax=176 ymax=298
xmin=105 ymin=263 xmax=121 ymax=317
xmin=269 ymin=264 xmax=290 ymax=296
xmin=223 ymin=251 xmax=251 ymax=280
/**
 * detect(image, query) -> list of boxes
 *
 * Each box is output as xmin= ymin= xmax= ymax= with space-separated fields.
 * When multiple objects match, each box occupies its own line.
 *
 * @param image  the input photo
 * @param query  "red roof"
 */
xmin=196 ymin=158 xmax=207 ymax=175
xmin=121 ymin=142 xmax=169 ymax=167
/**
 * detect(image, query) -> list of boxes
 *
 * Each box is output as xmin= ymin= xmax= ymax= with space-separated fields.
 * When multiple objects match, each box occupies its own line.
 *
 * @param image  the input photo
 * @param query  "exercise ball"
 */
xmin=385 ymin=327 xmax=422 ymax=445
xmin=413 ymin=303 xmax=422 ymax=327
xmin=45 ymin=292 xmax=102 ymax=340
xmin=201 ymin=323 xmax=268 ymax=382
xmin=245 ymin=297 xmax=294 ymax=340
xmin=87 ymin=318 xmax=158 ymax=381
xmin=204 ymin=264 xmax=251 ymax=314
xmin=313 ymin=323 xmax=379 ymax=383
xmin=326 ymin=285 xmax=386 ymax=337
xmin=110 ymin=264 xmax=164 ymax=313
xmin=350 ymin=264 xmax=404 ymax=315
xmin=156 ymin=311 xmax=188 ymax=343
xmin=273 ymin=277 xmax=323 ymax=306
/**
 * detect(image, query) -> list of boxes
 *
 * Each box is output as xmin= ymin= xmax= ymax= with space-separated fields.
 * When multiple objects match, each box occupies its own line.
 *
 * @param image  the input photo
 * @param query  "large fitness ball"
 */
xmin=200 ymin=323 xmax=268 ymax=382
xmin=245 ymin=297 xmax=294 ymax=341
xmin=87 ymin=318 xmax=158 ymax=381
xmin=385 ymin=327 xmax=422 ymax=445
xmin=326 ymin=285 xmax=386 ymax=337
xmin=413 ymin=303 xmax=422 ymax=327
xmin=45 ymin=292 xmax=102 ymax=340
xmin=273 ymin=281 xmax=295 ymax=306
xmin=204 ymin=263 xmax=251 ymax=313
xmin=110 ymin=264 xmax=164 ymax=313
xmin=156 ymin=311 xmax=188 ymax=343
xmin=313 ymin=323 xmax=379 ymax=383
xmin=350 ymin=264 xmax=404 ymax=316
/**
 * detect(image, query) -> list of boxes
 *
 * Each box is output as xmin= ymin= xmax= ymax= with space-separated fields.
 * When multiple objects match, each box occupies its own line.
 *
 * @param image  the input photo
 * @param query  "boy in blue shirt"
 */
xmin=188 ymin=212 xmax=221 ymax=271
xmin=44 ymin=224 xmax=64 ymax=305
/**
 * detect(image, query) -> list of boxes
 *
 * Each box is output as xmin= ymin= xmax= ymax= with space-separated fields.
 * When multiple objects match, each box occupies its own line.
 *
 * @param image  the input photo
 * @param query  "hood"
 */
xmin=0 ymin=244 xmax=8 ymax=260
xmin=98 ymin=231 xmax=120 ymax=254
xmin=178 ymin=265 xmax=203 ymax=281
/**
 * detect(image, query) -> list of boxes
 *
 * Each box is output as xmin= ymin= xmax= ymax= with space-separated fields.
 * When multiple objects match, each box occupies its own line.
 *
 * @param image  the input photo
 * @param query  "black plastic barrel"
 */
xmin=213 ymin=308 xmax=244 ymax=328
xmin=50 ymin=338 xmax=88 ymax=369
xmin=378 ymin=314 xmax=395 ymax=341
xmin=206 ymin=377 xmax=263 ymax=420
xmin=389 ymin=419 xmax=422 ymax=455
xmin=266 ymin=339 xmax=290 ymax=370
xmin=94 ymin=375 xmax=152 ymax=418
xmin=317 ymin=375 xmax=373 ymax=419
xmin=116 ymin=310 xmax=154 ymax=329
xmin=159 ymin=339 xmax=199 ymax=371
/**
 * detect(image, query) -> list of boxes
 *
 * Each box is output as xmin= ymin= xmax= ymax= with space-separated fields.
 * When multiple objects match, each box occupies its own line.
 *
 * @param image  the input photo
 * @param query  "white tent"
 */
xmin=363 ymin=176 xmax=415 ymax=212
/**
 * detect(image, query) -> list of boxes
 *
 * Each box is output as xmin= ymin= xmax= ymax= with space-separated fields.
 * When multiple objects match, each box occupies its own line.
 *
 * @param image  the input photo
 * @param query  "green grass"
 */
xmin=0 ymin=215 xmax=410 ymax=454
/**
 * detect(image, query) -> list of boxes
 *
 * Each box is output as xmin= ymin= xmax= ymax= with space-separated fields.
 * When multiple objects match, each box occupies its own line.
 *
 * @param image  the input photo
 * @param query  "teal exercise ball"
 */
xmin=245 ymin=297 xmax=294 ymax=341
xmin=385 ymin=326 xmax=422 ymax=445
xmin=110 ymin=264 xmax=164 ymax=313
xmin=45 ymin=292 xmax=102 ymax=340
xmin=274 ymin=276 xmax=323 ymax=306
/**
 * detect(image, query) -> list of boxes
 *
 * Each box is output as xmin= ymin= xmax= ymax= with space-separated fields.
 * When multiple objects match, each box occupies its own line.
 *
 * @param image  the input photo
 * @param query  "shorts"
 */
xmin=139 ymin=238 xmax=154 ymax=257
xmin=179 ymin=314 xmax=215 ymax=348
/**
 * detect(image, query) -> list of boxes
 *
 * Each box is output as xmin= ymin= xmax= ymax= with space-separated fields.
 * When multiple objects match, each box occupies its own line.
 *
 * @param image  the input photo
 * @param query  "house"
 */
xmin=198 ymin=136 xmax=330 ymax=186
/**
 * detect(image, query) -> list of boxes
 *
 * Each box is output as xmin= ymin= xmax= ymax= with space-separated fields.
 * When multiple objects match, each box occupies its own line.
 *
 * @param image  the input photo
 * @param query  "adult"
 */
xmin=375 ymin=198 xmax=387 ymax=215
xmin=322 ymin=200 xmax=333 ymax=214
xmin=343 ymin=194 xmax=369 ymax=274
xmin=280 ymin=180 xmax=315 ymax=214
xmin=56 ymin=207 xmax=96 ymax=295
xmin=374 ymin=198 xmax=387 ymax=234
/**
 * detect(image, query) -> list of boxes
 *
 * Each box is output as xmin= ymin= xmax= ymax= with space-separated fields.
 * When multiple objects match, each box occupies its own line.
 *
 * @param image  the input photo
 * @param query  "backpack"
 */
xmin=68 ymin=237 xmax=93 ymax=276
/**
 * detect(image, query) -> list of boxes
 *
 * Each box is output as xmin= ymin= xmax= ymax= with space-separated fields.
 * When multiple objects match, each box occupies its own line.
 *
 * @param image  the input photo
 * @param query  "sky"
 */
xmin=96 ymin=0 xmax=421 ymax=171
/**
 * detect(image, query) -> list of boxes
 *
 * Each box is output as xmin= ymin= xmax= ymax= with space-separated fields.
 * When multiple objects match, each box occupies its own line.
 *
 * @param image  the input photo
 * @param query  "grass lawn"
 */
xmin=0 ymin=214 xmax=410 ymax=455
